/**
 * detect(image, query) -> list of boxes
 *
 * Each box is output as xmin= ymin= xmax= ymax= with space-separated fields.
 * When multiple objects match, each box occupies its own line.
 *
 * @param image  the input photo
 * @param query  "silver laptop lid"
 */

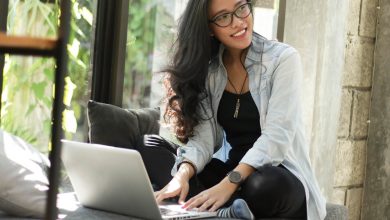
xmin=61 ymin=140 xmax=162 ymax=220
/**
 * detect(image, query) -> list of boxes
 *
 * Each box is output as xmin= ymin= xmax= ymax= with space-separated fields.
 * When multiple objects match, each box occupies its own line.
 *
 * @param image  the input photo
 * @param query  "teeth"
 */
xmin=233 ymin=29 xmax=246 ymax=37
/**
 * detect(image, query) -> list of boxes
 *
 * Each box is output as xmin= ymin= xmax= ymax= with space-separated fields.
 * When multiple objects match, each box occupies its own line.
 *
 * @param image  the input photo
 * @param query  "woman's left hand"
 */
xmin=182 ymin=180 xmax=238 ymax=212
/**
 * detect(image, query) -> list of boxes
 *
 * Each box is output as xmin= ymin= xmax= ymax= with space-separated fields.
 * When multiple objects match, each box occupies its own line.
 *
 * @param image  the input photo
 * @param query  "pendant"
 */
xmin=233 ymin=98 xmax=240 ymax=118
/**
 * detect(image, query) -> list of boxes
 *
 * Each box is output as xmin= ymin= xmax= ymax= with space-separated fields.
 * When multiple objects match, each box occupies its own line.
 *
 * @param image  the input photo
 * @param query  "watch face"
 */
xmin=228 ymin=171 xmax=242 ymax=184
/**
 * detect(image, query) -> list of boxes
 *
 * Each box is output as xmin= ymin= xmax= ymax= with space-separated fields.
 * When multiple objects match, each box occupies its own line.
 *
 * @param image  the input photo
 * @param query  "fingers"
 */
xmin=198 ymin=198 xmax=216 ymax=212
xmin=155 ymin=177 xmax=187 ymax=204
xmin=184 ymin=193 xmax=208 ymax=211
xmin=178 ymin=185 xmax=189 ymax=204
xmin=156 ymin=190 xmax=174 ymax=203
xmin=185 ymin=194 xmax=218 ymax=212
xmin=209 ymin=201 xmax=223 ymax=212
xmin=183 ymin=189 xmax=227 ymax=212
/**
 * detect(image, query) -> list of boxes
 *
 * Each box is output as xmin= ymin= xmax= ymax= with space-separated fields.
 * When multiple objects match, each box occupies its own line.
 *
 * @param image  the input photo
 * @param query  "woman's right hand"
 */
xmin=154 ymin=162 xmax=195 ymax=204
xmin=154 ymin=175 xmax=189 ymax=204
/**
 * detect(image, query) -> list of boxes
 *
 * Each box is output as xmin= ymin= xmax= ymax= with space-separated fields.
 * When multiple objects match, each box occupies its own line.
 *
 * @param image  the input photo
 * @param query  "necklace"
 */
xmin=227 ymin=73 xmax=248 ymax=119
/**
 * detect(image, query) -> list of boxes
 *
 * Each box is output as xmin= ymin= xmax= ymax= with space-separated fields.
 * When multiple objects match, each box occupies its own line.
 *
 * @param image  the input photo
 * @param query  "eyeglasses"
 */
xmin=209 ymin=3 xmax=252 ymax=27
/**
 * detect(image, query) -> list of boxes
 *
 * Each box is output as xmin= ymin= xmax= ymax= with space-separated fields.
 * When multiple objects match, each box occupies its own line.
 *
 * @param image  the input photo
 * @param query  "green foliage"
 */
xmin=123 ymin=0 xmax=157 ymax=108
xmin=65 ymin=0 xmax=94 ymax=140
xmin=2 ymin=0 xmax=93 ymax=152
xmin=2 ymin=0 xmax=58 ymax=152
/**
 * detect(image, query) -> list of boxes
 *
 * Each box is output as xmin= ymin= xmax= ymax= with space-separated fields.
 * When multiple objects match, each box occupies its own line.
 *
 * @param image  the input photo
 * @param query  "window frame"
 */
xmin=90 ymin=0 xmax=129 ymax=107
xmin=0 ymin=0 xmax=9 ymax=117
xmin=277 ymin=0 xmax=286 ymax=42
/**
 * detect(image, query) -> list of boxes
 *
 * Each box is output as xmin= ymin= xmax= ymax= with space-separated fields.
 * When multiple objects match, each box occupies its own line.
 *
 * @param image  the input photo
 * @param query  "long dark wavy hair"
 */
xmin=163 ymin=0 xmax=254 ymax=143
xmin=162 ymin=0 xmax=219 ymax=143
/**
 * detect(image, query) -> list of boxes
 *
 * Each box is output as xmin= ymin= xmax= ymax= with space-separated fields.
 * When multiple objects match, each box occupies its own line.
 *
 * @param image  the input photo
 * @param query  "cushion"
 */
xmin=87 ymin=101 xmax=176 ymax=188
xmin=0 ymin=130 xmax=49 ymax=218
xmin=87 ymin=100 xmax=160 ymax=149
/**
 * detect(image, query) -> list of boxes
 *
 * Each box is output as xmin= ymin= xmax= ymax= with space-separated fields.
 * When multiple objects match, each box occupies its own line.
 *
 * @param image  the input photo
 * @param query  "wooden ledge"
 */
xmin=0 ymin=32 xmax=58 ymax=56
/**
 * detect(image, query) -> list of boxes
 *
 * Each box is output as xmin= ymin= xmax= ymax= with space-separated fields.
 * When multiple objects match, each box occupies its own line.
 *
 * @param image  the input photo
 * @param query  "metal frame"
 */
xmin=0 ymin=0 xmax=9 ymax=118
xmin=45 ymin=0 xmax=70 ymax=218
xmin=277 ymin=0 xmax=286 ymax=42
xmin=91 ymin=0 xmax=129 ymax=107
xmin=0 ymin=0 xmax=70 ymax=219
xmin=0 ymin=34 xmax=57 ymax=56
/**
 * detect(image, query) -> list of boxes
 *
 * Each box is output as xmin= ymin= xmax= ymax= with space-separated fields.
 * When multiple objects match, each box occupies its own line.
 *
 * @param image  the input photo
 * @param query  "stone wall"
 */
xmin=332 ymin=0 xmax=378 ymax=220
xmin=254 ymin=0 xmax=274 ymax=9
xmin=361 ymin=0 xmax=390 ymax=219
xmin=284 ymin=0 xmax=348 ymax=200
xmin=284 ymin=0 xmax=382 ymax=219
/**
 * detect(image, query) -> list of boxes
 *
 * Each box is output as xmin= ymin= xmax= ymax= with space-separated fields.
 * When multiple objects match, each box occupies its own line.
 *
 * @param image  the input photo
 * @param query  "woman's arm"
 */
xmin=155 ymin=161 xmax=195 ymax=204
xmin=156 ymin=95 xmax=218 ymax=203
xmin=241 ymin=47 xmax=303 ymax=168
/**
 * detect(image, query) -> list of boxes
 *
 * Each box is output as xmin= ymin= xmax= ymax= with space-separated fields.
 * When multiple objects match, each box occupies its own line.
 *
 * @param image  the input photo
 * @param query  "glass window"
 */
xmin=1 ymin=0 xmax=96 ymax=153
xmin=65 ymin=0 xmax=96 ymax=142
xmin=253 ymin=0 xmax=279 ymax=40
xmin=123 ymin=0 xmax=188 ymax=109
xmin=122 ymin=0 xmax=279 ymax=109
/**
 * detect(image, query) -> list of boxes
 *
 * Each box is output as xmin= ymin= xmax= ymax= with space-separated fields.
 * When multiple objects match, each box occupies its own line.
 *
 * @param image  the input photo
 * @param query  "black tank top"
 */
xmin=217 ymin=90 xmax=261 ymax=166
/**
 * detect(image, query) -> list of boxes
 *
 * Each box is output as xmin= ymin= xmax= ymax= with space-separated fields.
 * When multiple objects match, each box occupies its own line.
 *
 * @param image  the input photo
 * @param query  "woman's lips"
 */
xmin=231 ymin=28 xmax=247 ymax=38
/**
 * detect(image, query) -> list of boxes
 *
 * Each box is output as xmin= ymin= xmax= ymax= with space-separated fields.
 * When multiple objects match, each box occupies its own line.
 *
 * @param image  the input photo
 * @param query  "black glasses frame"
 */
xmin=209 ymin=2 xmax=252 ymax=27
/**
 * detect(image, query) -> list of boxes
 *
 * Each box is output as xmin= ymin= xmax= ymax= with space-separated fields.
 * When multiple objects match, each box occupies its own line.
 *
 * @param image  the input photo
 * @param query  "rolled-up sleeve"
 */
xmin=241 ymin=47 xmax=303 ymax=168
xmin=169 ymin=99 xmax=216 ymax=175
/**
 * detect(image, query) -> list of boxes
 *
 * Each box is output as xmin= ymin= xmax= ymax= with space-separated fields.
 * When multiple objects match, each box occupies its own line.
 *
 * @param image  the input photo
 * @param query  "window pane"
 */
xmin=6 ymin=0 xmax=58 ymax=38
xmin=65 ymin=0 xmax=96 ymax=142
xmin=1 ymin=0 xmax=96 ymax=152
xmin=1 ymin=0 xmax=59 ymax=153
xmin=253 ymin=0 xmax=279 ymax=40
xmin=123 ymin=0 xmax=279 ymax=109
xmin=123 ymin=0 xmax=186 ymax=109
xmin=2 ymin=55 xmax=55 ymax=153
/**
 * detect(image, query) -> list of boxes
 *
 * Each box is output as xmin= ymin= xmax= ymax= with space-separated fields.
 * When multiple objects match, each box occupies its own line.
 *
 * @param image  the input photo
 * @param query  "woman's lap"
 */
xmin=195 ymin=159 xmax=306 ymax=218
xmin=137 ymin=140 xmax=306 ymax=218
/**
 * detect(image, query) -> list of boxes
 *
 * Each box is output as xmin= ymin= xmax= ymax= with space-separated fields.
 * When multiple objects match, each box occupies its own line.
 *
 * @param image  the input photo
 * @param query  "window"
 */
xmin=1 ymin=0 xmax=96 ymax=152
xmin=122 ymin=0 xmax=280 ymax=110
xmin=123 ymin=0 xmax=188 ymax=109
xmin=253 ymin=0 xmax=279 ymax=40
xmin=0 ymin=0 xmax=281 ymax=153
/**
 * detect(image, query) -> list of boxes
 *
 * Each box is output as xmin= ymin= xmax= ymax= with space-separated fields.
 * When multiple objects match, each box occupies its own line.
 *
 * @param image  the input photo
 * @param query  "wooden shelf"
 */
xmin=0 ymin=32 xmax=57 ymax=56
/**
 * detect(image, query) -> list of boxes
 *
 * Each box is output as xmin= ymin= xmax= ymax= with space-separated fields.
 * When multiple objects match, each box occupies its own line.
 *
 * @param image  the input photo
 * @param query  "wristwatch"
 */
xmin=227 ymin=170 xmax=243 ymax=184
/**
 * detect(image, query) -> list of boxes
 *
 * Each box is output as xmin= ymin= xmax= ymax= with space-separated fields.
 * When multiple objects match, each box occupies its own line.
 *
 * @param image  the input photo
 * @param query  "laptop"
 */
xmin=60 ymin=140 xmax=217 ymax=220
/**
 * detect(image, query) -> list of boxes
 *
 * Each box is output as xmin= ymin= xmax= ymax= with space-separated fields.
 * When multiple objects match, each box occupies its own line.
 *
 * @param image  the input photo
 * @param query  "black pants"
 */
xmin=136 ymin=141 xmax=306 ymax=219
xmin=195 ymin=159 xmax=306 ymax=218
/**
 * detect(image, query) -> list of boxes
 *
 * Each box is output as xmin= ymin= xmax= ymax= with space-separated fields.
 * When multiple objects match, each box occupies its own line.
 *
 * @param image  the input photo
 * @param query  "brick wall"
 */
xmin=332 ymin=0 xmax=379 ymax=219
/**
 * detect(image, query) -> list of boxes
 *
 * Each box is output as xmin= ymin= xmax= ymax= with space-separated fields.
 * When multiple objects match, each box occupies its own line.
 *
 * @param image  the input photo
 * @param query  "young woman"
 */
xmin=145 ymin=0 xmax=327 ymax=219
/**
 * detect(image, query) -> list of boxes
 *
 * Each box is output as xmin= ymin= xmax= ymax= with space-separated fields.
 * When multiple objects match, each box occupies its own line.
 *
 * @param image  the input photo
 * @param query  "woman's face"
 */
xmin=208 ymin=0 xmax=253 ymax=52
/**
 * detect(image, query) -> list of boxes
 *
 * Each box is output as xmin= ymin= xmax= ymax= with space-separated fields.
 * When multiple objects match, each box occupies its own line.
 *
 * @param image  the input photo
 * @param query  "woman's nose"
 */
xmin=231 ymin=14 xmax=245 ymax=28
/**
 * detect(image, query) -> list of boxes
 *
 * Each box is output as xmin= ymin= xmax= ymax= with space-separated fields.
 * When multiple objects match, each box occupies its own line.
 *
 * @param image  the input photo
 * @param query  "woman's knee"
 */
xmin=240 ymin=165 xmax=294 ymax=200
xmin=239 ymin=165 xmax=306 ymax=218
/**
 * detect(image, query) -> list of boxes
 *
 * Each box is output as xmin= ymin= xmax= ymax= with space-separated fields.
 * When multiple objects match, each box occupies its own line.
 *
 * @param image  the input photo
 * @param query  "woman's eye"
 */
xmin=237 ymin=5 xmax=247 ymax=14
xmin=216 ymin=14 xmax=230 ymax=22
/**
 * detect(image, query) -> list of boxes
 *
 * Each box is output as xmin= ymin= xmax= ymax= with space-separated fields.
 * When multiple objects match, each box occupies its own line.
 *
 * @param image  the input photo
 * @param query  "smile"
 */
xmin=231 ymin=28 xmax=247 ymax=37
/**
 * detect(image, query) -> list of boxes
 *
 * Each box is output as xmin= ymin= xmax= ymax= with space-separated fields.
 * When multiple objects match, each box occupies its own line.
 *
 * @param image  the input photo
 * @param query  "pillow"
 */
xmin=87 ymin=100 xmax=160 ymax=149
xmin=87 ymin=101 xmax=177 ymax=188
xmin=0 ymin=130 xmax=49 ymax=218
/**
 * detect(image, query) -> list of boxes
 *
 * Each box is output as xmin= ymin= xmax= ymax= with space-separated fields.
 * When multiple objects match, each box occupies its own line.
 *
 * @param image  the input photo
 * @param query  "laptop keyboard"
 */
xmin=160 ymin=207 xmax=188 ymax=216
